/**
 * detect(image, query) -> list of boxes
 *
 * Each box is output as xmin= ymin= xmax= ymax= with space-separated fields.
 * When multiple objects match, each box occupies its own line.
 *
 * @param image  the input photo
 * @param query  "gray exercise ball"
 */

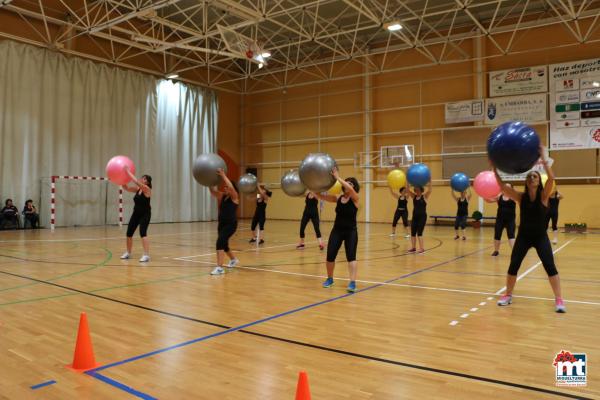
xmin=192 ymin=153 xmax=227 ymax=187
xmin=238 ymin=173 xmax=258 ymax=193
xmin=281 ymin=170 xmax=306 ymax=197
xmin=298 ymin=153 xmax=337 ymax=192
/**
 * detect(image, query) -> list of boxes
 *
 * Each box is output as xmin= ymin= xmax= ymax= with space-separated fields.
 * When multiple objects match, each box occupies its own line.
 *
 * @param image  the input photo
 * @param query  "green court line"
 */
xmin=0 ymin=269 xmax=213 ymax=307
xmin=0 ymin=248 xmax=112 ymax=293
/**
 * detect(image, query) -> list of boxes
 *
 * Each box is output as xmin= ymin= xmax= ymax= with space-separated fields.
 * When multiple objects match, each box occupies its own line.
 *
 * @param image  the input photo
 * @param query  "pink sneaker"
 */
xmin=555 ymin=298 xmax=566 ymax=313
xmin=497 ymin=294 xmax=512 ymax=306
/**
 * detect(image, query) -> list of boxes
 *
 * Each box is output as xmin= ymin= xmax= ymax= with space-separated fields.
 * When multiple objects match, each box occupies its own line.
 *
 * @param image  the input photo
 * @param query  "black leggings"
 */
xmin=411 ymin=213 xmax=427 ymax=237
xmin=216 ymin=221 xmax=237 ymax=251
xmin=24 ymin=214 xmax=39 ymax=228
xmin=508 ymin=233 xmax=558 ymax=277
xmin=546 ymin=212 xmax=558 ymax=231
xmin=454 ymin=215 xmax=468 ymax=230
xmin=251 ymin=212 xmax=266 ymax=231
xmin=326 ymin=228 xmax=358 ymax=262
xmin=126 ymin=211 xmax=151 ymax=238
xmin=392 ymin=209 xmax=408 ymax=228
xmin=300 ymin=213 xmax=321 ymax=239
xmin=494 ymin=216 xmax=516 ymax=240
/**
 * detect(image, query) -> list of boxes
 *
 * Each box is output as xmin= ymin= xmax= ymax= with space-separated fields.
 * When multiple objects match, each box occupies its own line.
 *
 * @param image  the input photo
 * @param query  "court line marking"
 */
xmin=0 ymin=248 xmax=112 ymax=293
xmin=0 ymin=251 xmax=591 ymax=400
xmin=30 ymin=380 xmax=56 ymax=390
xmin=173 ymin=230 xmax=403 ymax=260
xmin=176 ymin=259 xmax=600 ymax=306
xmin=0 ymin=227 xmax=251 ymax=244
xmin=87 ymin=372 xmax=156 ymax=400
xmin=80 ymin=247 xmax=488 ymax=380
xmin=449 ymin=239 xmax=575 ymax=326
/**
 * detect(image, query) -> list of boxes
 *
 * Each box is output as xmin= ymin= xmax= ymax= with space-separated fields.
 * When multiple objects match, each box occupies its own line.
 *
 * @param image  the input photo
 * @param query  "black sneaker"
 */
xmin=249 ymin=238 xmax=257 ymax=243
xmin=259 ymin=239 xmax=264 ymax=244
xmin=491 ymin=251 xmax=499 ymax=256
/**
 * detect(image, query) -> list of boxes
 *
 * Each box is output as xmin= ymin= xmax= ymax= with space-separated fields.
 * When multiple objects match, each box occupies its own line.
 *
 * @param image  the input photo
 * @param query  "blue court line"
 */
xmin=87 ymin=372 xmax=157 ymax=400
xmin=87 ymin=245 xmax=489 ymax=395
xmin=30 ymin=380 xmax=56 ymax=390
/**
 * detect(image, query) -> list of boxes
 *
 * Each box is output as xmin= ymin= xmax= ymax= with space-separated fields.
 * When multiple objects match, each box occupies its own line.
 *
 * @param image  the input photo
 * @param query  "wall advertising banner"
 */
xmin=550 ymin=58 xmax=600 ymax=149
xmin=489 ymin=65 xmax=548 ymax=97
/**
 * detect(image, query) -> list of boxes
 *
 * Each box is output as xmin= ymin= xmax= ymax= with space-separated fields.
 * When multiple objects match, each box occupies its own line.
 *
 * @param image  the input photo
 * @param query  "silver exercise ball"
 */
xmin=280 ymin=170 xmax=306 ymax=197
xmin=238 ymin=173 xmax=258 ymax=193
xmin=192 ymin=153 xmax=227 ymax=187
xmin=298 ymin=153 xmax=337 ymax=192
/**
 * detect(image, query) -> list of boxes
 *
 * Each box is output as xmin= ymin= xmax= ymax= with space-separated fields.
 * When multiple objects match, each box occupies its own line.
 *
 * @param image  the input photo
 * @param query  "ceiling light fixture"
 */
xmin=384 ymin=22 xmax=402 ymax=31
xmin=166 ymin=73 xmax=179 ymax=79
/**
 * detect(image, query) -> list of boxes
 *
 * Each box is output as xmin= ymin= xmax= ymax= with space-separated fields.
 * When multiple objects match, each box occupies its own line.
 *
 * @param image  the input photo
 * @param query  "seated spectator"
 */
xmin=22 ymin=199 xmax=39 ymax=229
xmin=1 ymin=199 xmax=19 ymax=229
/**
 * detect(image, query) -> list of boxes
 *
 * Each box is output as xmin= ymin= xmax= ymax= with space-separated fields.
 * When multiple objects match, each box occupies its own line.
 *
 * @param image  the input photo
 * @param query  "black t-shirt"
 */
xmin=304 ymin=194 xmax=318 ymax=215
xmin=333 ymin=197 xmax=358 ymax=230
xmin=219 ymin=195 xmax=237 ymax=224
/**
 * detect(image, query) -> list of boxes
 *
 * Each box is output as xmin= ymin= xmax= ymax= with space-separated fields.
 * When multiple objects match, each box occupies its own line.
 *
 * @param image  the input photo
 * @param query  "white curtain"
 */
xmin=0 ymin=40 xmax=218 ymax=227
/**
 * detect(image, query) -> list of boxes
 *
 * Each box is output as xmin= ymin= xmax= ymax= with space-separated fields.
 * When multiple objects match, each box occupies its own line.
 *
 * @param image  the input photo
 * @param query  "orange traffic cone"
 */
xmin=66 ymin=312 xmax=99 ymax=372
xmin=295 ymin=371 xmax=311 ymax=400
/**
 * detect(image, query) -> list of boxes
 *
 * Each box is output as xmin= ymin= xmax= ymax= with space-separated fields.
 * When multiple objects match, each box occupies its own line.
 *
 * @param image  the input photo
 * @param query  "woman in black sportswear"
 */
xmin=389 ymin=187 xmax=409 ymax=238
xmin=209 ymin=169 xmax=240 ymax=275
xmin=494 ymin=145 xmax=565 ymax=313
xmin=120 ymin=166 xmax=152 ymax=262
xmin=297 ymin=192 xmax=324 ymax=250
xmin=546 ymin=190 xmax=564 ymax=244
xmin=249 ymin=184 xmax=272 ymax=245
xmin=313 ymin=168 xmax=360 ymax=293
xmin=450 ymin=188 xmax=471 ymax=240
xmin=406 ymin=182 xmax=432 ymax=253
xmin=486 ymin=185 xmax=516 ymax=256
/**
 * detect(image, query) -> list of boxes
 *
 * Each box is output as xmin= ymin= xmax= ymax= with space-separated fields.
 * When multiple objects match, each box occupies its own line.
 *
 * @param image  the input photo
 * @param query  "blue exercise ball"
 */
xmin=487 ymin=121 xmax=540 ymax=174
xmin=406 ymin=163 xmax=431 ymax=187
xmin=450 ymin=172 xmax=470 ymax=192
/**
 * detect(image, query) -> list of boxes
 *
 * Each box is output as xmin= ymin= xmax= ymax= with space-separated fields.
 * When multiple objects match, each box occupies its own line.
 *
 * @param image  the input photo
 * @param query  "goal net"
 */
xmin=39 ymin=176 xmax=123 ymax=230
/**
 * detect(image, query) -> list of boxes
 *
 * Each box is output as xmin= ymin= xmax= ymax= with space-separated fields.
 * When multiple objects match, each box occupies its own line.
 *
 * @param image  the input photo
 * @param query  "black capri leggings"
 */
xmin=494 ymin=216 xmax=516 ymax=240
xmin=251 ymin=212 xmax=266 ymax=231
xmin=411 ymin=213 xmax=427 ymax=237
xmin=126 ymin=211 xmax=151 ymax=238
xmin=508 ymin=233 xmax=558 ymax=277
xmin=326 ymin=228 xmax=358 ymax=262
xmin=216 ymin=221 xmax=237 ymax=252
xmin=454 ymin=215 xmax=468 ymax=230
xmin=300 ymin=213 xmax=321 ymax=238
xmin=546 ymin=212 xmax=558 ymax=231
xmin=392 ymin=209 xmax=408 ymax=228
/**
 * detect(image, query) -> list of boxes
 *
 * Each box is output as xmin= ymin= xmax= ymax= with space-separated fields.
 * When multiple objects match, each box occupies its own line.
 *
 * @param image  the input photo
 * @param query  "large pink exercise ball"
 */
xmin=473 ymin=171 xmax=501 ymax=199
xmin=106 ymin=155 xmax=136 ymax=185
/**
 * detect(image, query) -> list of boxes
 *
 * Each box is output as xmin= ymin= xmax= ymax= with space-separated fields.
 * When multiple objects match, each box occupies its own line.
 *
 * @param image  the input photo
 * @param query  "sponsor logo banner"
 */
xmin=445 ymin=100 xmax=484 ymax=123
xmin=485 ymin=93 xmax=547 ymax=125
xmin=489 ymin=65 xmax=547 ymax=97
xmin=550 ymin=58 xmax=600 ymax=149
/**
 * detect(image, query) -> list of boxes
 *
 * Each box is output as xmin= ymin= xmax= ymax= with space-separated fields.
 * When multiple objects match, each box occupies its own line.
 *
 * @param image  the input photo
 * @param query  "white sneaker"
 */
xmin=120 ymin=252 xmax=130 ymax=260
xmin=227 ymin=258 xmax=239 ymax=268
xmin=389 ymin=233 xmax=396 ymax=237
xmin=404 ymin=234 xmax=411 ymax=238
xmin=210 ymin=266 xmax=225 ymax=275
xmin=552 ymin=239 xmax=558 ymax=244
xmin=139 ymin=255 xmax=150 ymax=262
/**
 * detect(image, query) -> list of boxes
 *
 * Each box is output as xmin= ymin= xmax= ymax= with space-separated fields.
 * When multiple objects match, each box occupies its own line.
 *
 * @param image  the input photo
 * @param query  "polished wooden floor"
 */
xmin=0 ymin=220 xmax=598 ymax=399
